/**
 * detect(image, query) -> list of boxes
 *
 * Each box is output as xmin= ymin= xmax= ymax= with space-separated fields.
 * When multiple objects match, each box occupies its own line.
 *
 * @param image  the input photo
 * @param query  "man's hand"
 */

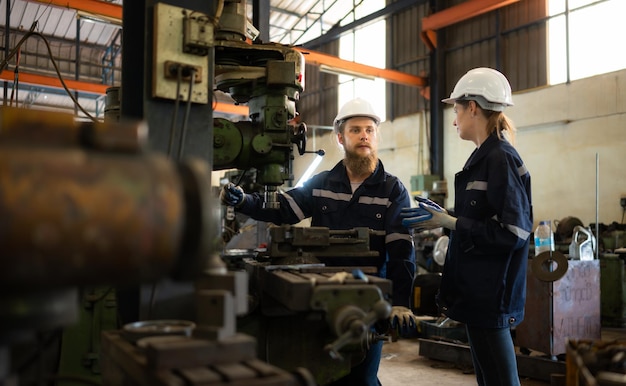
xmin=220 ymin=183 xmax=246 ymax=207
xmin=390 ymin=306 xmax=417 ymax=329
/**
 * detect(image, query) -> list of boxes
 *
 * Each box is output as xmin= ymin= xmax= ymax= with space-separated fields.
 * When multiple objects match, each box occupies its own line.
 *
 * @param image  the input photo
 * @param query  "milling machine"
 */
xmin=211 ymin=15 xmax=309 ymax=208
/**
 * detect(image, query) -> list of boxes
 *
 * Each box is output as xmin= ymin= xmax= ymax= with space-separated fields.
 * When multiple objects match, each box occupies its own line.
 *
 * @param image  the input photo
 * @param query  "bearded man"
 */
xmin=220 ymin=98 xmax=416 ymax=386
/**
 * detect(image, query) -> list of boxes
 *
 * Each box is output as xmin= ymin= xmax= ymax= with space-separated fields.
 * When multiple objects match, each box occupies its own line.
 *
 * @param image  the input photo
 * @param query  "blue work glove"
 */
xmin=400 ymin=197 xmax=444 ymax=228
xmin=401 ymin=197 xmax=457 ymax=231
xmin=413 ymin=196 xmax=445 ymax=212
xmin=220 ymin=182 xmax=246 ymax=208
xmin=400 ymin=206 xmax=434 ymax=225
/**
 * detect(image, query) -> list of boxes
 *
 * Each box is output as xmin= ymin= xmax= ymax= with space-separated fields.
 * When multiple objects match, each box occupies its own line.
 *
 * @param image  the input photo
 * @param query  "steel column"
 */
xmin=3 ymin=0 xmax=9 ymax=105
xmin=430 ymin=0 xmax=445 ymax=178
xmin=252 ymin=0 xmax=270 ymax=42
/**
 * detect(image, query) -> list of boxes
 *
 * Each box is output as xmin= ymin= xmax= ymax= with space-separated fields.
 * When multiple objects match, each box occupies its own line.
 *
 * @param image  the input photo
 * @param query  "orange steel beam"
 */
xmin=421 ymin=0 xmax=520 ymax=49
xmin=1 ymin=71 xmax=249 ymax=115
xmin=1 ymin=70 xmax=110 ymax=95
xmin=25 ymin=0 xmax=122 ymax=21
xmin=294 ymin=47 xmax=426 ymax=88
xmin=422 ymin=0 xmax=520 ymax=31
xmin=214 ymin=102 xmax=249 ymax=116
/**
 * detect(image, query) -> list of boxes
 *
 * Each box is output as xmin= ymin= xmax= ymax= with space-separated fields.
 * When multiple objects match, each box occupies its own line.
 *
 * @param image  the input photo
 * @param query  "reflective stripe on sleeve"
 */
xmin=283 ymin=192 xmax=306 ymax=221
xmin=494 ymin=214 xmax=531 ymax=241
xmin=518 ymin=164 xmax=529 ymax=177
xmin=386 ymin=232 xmax=412 ymax=244
xmin=505 ymin=223 xmax=531 ymax=241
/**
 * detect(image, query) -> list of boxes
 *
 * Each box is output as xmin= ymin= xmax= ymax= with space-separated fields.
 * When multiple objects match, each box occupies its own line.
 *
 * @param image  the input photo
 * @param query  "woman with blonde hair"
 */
xmin=401 ymin=67 xmax=533 ymax=386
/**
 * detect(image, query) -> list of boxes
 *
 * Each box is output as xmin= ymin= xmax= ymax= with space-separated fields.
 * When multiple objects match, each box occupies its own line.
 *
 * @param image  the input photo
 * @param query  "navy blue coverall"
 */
xmin=438 ymin=133 xmax=533 ymax=385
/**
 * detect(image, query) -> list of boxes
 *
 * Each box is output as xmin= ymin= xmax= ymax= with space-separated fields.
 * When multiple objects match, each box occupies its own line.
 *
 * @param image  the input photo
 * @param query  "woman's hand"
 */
xmin=401 ymin=197 xmax=456 ymax=231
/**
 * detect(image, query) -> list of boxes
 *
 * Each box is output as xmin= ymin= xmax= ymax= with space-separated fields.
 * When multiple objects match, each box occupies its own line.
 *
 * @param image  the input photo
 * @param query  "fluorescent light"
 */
xmin=295 ymin=155 xmax=324 ymax=188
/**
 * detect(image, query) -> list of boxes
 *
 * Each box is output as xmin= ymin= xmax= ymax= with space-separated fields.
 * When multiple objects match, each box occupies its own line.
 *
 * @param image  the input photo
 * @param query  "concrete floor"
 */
xmin=378 ymin=338 xmax=549 ymax=386
xmin=378 ymin=328 xmax=626 ymax=386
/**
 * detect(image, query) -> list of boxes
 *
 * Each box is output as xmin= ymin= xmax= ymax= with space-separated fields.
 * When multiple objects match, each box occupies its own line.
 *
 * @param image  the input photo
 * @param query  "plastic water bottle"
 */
xmin=534 ymin=220 xmax=555 ymax=256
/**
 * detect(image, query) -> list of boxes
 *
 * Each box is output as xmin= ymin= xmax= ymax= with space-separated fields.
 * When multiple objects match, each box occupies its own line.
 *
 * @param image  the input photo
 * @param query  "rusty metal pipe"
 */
xmin=0 ymin=146 xmax=185 ymax=290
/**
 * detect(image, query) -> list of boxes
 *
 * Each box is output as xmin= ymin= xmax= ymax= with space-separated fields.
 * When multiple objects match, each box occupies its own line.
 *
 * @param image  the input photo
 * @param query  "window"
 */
xmin=338 ymin=0 xmax=386 ymax=122
xmin=549 ymin=0 xmax=626 ymax=84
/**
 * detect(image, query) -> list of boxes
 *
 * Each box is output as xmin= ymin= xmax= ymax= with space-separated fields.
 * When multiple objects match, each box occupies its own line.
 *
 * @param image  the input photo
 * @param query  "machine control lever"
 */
xmin=324 ymin=300 xmax=391 ymax=360
xmin=303 ymin=149 xmax=325 ymax=156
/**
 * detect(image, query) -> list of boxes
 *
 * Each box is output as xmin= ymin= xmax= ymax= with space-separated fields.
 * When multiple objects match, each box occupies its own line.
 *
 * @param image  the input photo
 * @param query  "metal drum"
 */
xmin=105 ymin=86 xmax=121 ymax=122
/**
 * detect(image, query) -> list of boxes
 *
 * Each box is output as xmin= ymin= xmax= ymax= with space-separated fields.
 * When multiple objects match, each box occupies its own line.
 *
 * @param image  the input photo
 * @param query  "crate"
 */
xmin=516 ymin=260 xmax=601 ymax=356
xmin=566 ymin=339 xmax=626 ymax=386
xmin=419 ymin=318 xmax=467 ymax=343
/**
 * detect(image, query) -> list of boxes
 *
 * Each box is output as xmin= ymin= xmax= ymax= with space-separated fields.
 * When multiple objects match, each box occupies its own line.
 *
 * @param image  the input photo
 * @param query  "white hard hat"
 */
xmin=333 ymin=98 xmax=381 ymax=129
xmin=442 ymin=67 xmax=514 ymax=111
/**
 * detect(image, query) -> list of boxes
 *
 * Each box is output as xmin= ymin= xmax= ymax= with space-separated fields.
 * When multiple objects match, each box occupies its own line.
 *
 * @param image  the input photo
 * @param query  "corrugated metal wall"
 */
xmin=298 ymin=40 xmax=340 ymax=128
xmin=442 ymin=0 xmax=548 ymax=99
xmin=387 ymin=1 xmax=431 ymax=120
xmin=299 ymin=0 xmax=549 ymax=126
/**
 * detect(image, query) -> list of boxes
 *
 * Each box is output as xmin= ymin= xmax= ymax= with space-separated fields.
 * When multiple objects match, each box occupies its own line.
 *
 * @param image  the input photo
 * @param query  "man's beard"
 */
xmin=343 ymin=148 xmax=378 ymax=177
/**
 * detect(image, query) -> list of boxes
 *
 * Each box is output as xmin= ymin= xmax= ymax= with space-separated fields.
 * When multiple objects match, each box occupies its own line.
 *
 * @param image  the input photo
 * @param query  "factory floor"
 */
xmin=377 ymin=328 xmax=626 ymax=386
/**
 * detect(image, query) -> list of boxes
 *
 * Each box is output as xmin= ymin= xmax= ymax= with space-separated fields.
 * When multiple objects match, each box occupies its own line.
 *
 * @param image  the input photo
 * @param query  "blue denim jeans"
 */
xmin=465 ymin=325 xmax=521 ymax=386
xmin=327 ymin=340 xmax=383 ymax=386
